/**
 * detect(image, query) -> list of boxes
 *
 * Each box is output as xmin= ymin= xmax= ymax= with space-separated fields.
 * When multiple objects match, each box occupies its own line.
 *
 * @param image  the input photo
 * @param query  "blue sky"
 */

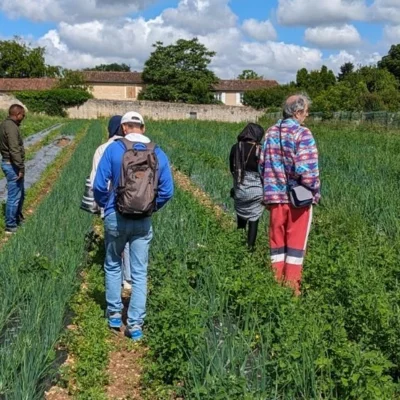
xmin=0 ymin=0 xmax=397 ymax=82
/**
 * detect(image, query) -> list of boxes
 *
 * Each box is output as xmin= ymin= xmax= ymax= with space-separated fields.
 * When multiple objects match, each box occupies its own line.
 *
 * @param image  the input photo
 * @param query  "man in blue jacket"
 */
xmin=94 ymin=111 xmax=174 ymax=341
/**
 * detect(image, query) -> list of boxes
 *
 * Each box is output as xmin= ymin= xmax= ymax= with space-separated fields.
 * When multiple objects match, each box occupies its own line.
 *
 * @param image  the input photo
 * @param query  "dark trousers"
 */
xmin=237 ymin=216 xmax=259 ymax=249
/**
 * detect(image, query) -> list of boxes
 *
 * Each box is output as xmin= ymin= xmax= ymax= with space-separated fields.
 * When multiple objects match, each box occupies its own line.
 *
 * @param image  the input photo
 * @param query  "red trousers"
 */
xmin=269 ymin=204 xmax=313 ymax=295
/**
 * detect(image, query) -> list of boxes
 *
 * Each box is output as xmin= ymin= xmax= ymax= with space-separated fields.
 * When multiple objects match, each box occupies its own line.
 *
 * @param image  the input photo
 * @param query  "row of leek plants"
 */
xmin=143 ymin=120 xmax=400 ymax=398
xmin=0 ymin=120 xmax=103 ymax=399
xmin=145 ymin=184 xmax=398 ymax=399
xmin=0 ymin=110 xmax=64 ymax=138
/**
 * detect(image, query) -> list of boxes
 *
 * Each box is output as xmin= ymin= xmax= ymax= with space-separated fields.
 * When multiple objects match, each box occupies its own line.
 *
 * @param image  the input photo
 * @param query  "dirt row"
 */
xmin=46 ymin=166 xmax=231 ymax=400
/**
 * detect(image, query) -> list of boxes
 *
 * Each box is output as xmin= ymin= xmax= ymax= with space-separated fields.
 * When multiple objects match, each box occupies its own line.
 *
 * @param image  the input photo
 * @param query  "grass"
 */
xmin=0 ymin=120 xmax=103 ymax=399
xmin=140 ymin=120 xmax=400 ymax=399
xmin=0 ymin=120 xmax=89 ymax=236
xmin=1 ymin=118 xmax=400 ymax=399
xmin=0 ymin=109 xmax=65 ymax=138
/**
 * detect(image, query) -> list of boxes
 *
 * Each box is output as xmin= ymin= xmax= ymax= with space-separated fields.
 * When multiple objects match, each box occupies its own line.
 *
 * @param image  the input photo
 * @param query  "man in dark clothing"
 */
xmin=0 ymin=104 xmax=26 ymax=234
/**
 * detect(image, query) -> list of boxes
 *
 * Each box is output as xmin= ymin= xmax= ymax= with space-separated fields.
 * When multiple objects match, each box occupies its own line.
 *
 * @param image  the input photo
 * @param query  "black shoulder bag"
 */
xmin=278 ymin=122 xmax=313 ymax=208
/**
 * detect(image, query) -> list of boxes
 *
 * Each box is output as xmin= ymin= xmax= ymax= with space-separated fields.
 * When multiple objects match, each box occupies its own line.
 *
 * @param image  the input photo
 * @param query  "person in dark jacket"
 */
xmin=0 ymin=104 xmax=26 ymax=234
xmin=229 ymin=123 xmax=265 ymax=249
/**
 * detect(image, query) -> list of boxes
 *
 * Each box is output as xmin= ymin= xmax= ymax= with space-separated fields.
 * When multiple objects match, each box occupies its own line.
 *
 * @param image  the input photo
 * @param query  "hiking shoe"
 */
xmin=5 ymin=226 xmax=17 ymax=234
xmin=125 ymin=325 xmax=143 ymax=341
xmin=17 ymin=213 xmax=25 ymax=226
xmin=123 ymin=280 xmax=132 ymax=291
xmin=108 ymin=312 xmax=122 ymax=329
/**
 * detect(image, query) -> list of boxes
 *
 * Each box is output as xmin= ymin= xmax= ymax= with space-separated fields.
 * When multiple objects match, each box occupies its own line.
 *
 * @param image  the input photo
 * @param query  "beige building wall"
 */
xmin=90 ymin=84 xmax=126 ymax=100
xmin=225 ymin=92 xmax=238 ymax=106
xmin=90 ymin=84 xmax=144 ymax=100
xmin=67 ymin=99 xmax=264 ymax=123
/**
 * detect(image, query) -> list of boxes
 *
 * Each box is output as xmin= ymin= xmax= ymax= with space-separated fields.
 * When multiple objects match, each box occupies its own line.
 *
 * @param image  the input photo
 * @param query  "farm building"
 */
xmin=0 ymin=72 xmax=278 ymax=106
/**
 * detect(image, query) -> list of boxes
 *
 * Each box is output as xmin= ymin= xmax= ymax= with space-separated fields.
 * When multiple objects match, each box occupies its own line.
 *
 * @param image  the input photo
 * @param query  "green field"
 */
xmin=143 ymin=120 xmax=400 ymax=399
xmin=0 ymin=118 xmax=400 ymax=399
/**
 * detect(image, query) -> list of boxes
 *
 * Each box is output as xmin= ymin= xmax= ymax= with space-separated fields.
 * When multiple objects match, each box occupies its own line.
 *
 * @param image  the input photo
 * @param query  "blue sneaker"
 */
xmin=125 ymin=325 xmax=143 ymax=341
xmin=108 ymin=312 xmax=122 ymax=329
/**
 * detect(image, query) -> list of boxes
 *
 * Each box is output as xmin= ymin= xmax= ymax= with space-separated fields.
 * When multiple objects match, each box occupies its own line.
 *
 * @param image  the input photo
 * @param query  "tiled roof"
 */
xmin=0 ymin=78 xmax=58 ymax=91
xmin=82 ymin=71 xmax=144 ymax=84
xmin=213 ymin=79 xmax=279 ymax=91
xmin=0 ymin=74 xmax=280 ymax=93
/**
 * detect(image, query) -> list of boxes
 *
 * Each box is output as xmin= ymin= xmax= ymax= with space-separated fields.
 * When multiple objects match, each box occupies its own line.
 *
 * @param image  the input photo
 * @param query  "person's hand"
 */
xmin=17 ymin=172 xmax=24 ymax=181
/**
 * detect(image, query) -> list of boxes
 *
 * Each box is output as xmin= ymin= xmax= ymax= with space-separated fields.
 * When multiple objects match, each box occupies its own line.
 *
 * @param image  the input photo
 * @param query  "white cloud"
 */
xmin=277 ymin=0 xmax=367 ymax=26
xmin=383 ymin=24 xmax=400 ymax=43
xmin=0 ymin=0 xmax=155 ymax=23
xmin=305 ymin=24 xmax=362 ymax=48
xmin=325 ymin=49 xmax=381 ymax=71
xmin=162 ymin=0 xmax=237 ymax=35
xmin=6 ymin=0 xmax=382 ymax=83
xmin=242 ymin=19 xmax=277 ymax=41
xmin=370 ymin=0 xmax=400 ymax=24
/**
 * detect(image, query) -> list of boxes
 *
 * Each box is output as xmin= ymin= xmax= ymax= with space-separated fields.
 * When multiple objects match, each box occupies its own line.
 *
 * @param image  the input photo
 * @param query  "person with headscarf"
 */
xmin=229 ymin=123 xmax=265 ymax=250
xmin=89 ymin=115 xmax=132 ymax=291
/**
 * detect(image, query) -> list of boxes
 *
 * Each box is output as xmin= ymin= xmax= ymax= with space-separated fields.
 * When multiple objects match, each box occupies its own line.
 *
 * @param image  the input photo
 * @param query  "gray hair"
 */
xmin=282 ymin=94 xmax=311 ymax=119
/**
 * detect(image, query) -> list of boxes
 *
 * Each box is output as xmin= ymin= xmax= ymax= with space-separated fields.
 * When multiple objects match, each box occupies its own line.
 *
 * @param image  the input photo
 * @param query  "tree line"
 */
xmin=2 ymin=37 xmax=400 ymax=114
xmin=243 ymin=45 xmax=400 ymax=114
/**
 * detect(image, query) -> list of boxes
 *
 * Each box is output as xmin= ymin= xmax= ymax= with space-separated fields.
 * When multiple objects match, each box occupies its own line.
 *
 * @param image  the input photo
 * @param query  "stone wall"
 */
xmin=67 ymin=99 xmax=264 ymax=123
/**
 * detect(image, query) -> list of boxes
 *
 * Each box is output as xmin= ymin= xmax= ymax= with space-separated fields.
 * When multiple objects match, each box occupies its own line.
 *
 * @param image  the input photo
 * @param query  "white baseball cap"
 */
xmin=121 ymin=111 xmax=145 ymax=126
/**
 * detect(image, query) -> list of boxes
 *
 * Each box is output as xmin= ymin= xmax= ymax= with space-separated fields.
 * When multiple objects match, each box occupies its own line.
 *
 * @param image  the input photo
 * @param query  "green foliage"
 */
xmin=338 ymin=62 xmax=355 ymax=82
xmin=141 ymin=120 xmax=400 ymax=399
xmin=139 ymin=38 xmax=218 ymax=104
xmin=0 ymin=110 xmax=63 ymax=137
xmin=62 ymin=230 xmax=110 ymax=399
xmin=378 ymin=43 xmax=400 ymax=81
xmin=242 ymin=83 xmax=297 ymax=109
xmin=245 ymin=58 xmax=400 ymax=113
xmin=0 ymin=121 xmax=104 ymax=399
xmin=237 ymin=69 xmax=263 ymax=80
xmin=85 ymin=63 xmax=131 ymax=72
xmin=296 ymin=65 xmax=336 ymax=97
xmin=15 ymin=88 xmax=92 ymax=116
xmin=57 ymin=70 xmax=90 ymax=90
xmin=0 ymin=37 xmax=61 ymax=78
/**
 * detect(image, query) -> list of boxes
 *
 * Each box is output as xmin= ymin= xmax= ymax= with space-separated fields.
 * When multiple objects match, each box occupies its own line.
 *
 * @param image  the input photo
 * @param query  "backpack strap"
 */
xmin=145 ymin=142 xmax=157 ymax=151
xmin=117 ymin=137 xmax=157 ymax=152
xmin=118 ymin=137 xmax=133 ymax=151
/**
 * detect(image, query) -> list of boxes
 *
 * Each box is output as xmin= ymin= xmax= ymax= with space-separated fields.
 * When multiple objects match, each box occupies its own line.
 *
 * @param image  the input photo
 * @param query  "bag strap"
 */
xmin=117 ymin=137 xmax=132 ymax=151
xmin=278 ymin=120 xmax=290 ymax=193
xmin=117 ymin=138 xmax=157 ymax=152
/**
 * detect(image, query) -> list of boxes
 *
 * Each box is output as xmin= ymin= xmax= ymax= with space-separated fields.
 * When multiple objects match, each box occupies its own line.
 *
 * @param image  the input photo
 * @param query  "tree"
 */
xmin=0 ymin=37 xmax=61 ymax=78
xmin=57 ymin=70 xmax=90 ymax=90
xmin=296 ymin=68 xmax=309 ymax=89
xmin=243 ymin=84 xmax=297 ymax=110
xmin=237 ymin=70 xmax=263 ymax=80
xmin=139 ymin=38 xmax=218 ymax=104
xmin=320 ymin=65 xmax=336 ymax=89
xmin=296 ymin=66 xmax=335 ymax=98
xmin=85 ymin=63 xmax=131 ymax=72
xmin=378 ymin=44 xmax=400 ymax=81
xmin=337 ymin=62 xmax=355 ymax=82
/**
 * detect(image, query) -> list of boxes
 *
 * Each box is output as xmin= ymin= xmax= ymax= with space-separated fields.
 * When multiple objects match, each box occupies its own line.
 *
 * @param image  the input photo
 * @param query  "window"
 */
xmin=240 ymin=92 xmax=245 ymax=104
xmin=189 ymin=112 xmax=197 ymax=120
xmin=126 ymin=86 xmax=136 ymax=99
xmin=214 ymin=92 xmax=222 ymax=102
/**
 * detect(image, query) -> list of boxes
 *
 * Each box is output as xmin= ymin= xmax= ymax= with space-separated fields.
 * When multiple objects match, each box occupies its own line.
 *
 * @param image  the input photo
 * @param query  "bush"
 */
xmin=243 ymin=84 xmax=297 ymax=110
xmin=15 ymin=88 xmax=92 ymax=117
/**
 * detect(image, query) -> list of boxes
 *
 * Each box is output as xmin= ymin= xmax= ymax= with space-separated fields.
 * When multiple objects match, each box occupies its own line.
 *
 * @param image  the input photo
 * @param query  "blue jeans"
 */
xmin=123 ymin=243 xmax=131 ymax=282
xmin=1 ymin=161 xmax=25 ymax=228
xmin=104 ymin=212 xmax=153 ymax=328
